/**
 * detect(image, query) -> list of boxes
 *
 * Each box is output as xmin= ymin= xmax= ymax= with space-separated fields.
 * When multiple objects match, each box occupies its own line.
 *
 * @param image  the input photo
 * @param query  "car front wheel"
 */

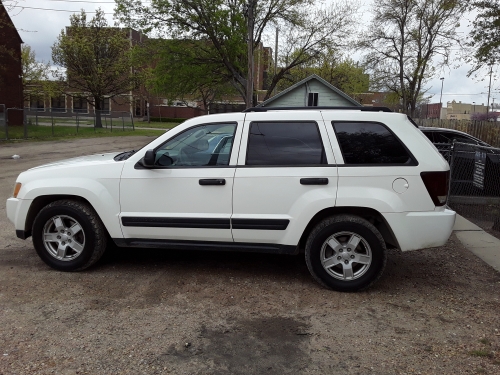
xmin=32 ymin=200 xmax=107 ymax=271
xmin=305 ymin=215 xmax=387 ymax=292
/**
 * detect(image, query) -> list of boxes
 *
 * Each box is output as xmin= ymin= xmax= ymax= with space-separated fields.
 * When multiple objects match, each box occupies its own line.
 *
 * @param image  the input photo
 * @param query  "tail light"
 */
xmin=420 ymin=171 xmax=449 ymax=206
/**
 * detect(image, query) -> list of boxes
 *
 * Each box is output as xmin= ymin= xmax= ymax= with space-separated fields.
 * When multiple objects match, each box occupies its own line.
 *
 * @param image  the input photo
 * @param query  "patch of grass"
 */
xmin=469 ymin=349 xmax=493 ymax=358
xmin=479 ymin=338 xmax=491 ymax=346
xmin=135 ymin=121 xmax=180 ymax=129
xmin=27 ymin=116 xmax=179 ymax=130
xmin=1 ymin=124 xmax=164 ymax=142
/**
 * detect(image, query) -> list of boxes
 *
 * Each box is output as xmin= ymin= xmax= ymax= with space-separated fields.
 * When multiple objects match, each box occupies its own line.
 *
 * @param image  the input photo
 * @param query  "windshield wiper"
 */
xmin=114 ymin=149 xmax=137 ymax=161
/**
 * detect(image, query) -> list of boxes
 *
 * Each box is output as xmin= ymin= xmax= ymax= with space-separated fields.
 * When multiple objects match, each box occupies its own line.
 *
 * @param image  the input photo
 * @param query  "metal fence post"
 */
xmin=23 ymin=108 xmax=27 ymax=139
xmin=5 ymin=107 xmax=9 ymax=140
xmin=51 ymin=110 xmax=54 ymax=136
xmin=76 ymin=112 xmax=79 ymax=133
xmin=130 ymin=113 xmax=135 ymax=130
xmin=110 ymin=114 xmax=113 ymax=132
xmin=122 ymin=113 xmax=125 ymax=131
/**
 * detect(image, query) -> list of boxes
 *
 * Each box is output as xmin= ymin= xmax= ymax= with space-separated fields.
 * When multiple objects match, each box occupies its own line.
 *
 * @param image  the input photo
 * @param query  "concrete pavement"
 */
xmin=453 ymin=214 xmax=500 ymax=273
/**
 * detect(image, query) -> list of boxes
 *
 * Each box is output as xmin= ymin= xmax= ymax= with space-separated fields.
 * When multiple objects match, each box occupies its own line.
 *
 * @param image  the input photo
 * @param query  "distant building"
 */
xmin=420 ymin=103 xmax=443 ymax=119
xmin=0 ymin=1 xmax=23 ymax=125
xmin=446 ymin=100 xmax=488 ymax=120
xmin=257 ymin=74 xmax=361 ymax=108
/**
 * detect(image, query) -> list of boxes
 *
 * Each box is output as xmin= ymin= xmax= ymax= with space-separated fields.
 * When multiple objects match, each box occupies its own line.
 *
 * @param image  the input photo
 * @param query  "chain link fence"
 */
xmin=1 ymin=107 xmax=136 ymax=141
xmin=447 ymin=142 xmax=500 ymax=234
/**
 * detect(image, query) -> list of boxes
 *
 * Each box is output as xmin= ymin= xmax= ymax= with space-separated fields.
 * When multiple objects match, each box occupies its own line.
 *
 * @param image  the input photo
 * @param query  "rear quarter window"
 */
xmin=332 ymin=122 xmax=416 ymax=165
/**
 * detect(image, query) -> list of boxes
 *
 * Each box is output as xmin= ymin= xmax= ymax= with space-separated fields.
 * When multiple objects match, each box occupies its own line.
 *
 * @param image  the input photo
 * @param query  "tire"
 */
xmin=305 ymin=215 xmax=387 ymax=292
xmin=32 ymin=200 xmax=107 ymax=271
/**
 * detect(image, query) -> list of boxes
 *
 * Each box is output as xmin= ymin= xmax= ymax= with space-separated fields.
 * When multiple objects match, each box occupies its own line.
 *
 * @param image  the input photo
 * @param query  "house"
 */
xmin=0 ymin=0 xmax=23 ymax=125
xmin=257 ymin=74 xmax=361 ymax=108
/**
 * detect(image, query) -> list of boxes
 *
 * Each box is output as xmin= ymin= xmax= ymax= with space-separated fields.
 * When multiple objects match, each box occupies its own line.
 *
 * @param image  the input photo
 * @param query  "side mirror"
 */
xmin=143 ymin=149 xmax=155 ymax=167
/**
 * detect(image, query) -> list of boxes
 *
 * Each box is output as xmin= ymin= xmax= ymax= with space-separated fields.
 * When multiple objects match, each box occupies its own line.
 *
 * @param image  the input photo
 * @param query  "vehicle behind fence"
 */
xmin=447 ymin=142 xmax=500 ymax=234
xmin=415 ymin=118 xmax=500 ymax=148
xmin=1 ymin=107 xmax=135 ymax=140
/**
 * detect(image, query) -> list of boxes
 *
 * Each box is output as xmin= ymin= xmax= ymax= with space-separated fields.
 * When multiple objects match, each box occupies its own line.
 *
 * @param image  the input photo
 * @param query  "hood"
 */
xmin=28 ymin=152 xmax=120 ymax=171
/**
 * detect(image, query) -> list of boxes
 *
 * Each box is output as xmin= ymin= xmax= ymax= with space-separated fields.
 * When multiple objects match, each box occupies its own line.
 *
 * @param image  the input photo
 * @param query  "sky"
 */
xmin=3 ymin=0 xmax=500 ymax=109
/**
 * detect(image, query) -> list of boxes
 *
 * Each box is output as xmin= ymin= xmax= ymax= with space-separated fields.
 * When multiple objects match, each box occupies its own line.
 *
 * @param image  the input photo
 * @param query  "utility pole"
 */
xmin=274 ymin=26 xmax=278 ymax=96
xmin=487 ymin=65 xmax=493 ymax=117
xmin=246 ymin=0 xmax=256 ymax=109
xmin=439 ymin=77 xmax=444 ymax=120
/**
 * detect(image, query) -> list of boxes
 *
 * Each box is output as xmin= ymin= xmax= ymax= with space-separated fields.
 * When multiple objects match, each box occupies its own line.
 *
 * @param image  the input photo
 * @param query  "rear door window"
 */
xmin=246 ymin=122 xmax=327 ymax=166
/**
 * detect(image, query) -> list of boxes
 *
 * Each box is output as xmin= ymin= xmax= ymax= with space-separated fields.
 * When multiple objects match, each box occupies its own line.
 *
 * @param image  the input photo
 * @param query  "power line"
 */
xmin=6 ymin=5 xmax=114 ymax=13
xmin=34 ymin=0 xmax=116 ymax=3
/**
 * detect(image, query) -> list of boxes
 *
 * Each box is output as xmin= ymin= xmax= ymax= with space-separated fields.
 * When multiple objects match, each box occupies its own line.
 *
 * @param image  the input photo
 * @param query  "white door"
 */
xmin=120 ymin=121 xmax=242 ymax=243
xmin=232 ymin=111 xmax=338 ymax=248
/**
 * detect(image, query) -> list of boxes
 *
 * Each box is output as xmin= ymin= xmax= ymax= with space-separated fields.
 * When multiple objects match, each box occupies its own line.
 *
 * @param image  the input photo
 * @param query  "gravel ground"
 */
xmin=1 ymin=137 xmax=500 ymax=375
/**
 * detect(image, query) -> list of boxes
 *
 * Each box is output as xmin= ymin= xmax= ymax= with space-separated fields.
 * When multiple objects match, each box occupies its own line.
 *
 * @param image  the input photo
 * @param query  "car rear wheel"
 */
xmin=305 ymin=215 xmax=387 ymax=292
xmin=32 ymin=200 xmax=107 ymax=271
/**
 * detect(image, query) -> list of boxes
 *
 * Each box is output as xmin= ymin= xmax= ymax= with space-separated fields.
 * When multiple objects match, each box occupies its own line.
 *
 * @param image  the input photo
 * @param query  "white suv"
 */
xmin=6 ymin=108 xmax=456 ymax=291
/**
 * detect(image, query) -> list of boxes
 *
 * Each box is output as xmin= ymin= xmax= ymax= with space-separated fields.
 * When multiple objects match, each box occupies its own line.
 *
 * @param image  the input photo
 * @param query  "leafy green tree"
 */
xmin=276 ymin=49 xmax=369 ymax=99
xmin=468 ymin=1 xmax=500 ymax=74
xmin=21 ymin=44 xmax=61 ymax=103
xmin=135 ymin=39 xmax=238 ymax=112
xmin=114 ymin=0 xmax=357 ymax=107
xmin=52 ymin=9 xmax=141 ymax=127
xmin=359 ymin=0 xmax=467 ymax=117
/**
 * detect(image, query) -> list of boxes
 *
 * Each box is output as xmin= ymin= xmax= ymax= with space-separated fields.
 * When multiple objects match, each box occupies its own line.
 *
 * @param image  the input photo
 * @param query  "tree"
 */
xmin=21 ymin=44 xmax=61 ymax=103
xmin=275 ymin=48 xmax=369 ymax=99
xmin=359 ymin=0 xmax=467 ymax=117
xmin=114 ymin=0 xmax=357 ymax=107
xmin=468 ymin=1 xmax=500 ymax=74
xmin=135 ymin=38 xmax=238 ymax=112
xmin=52 ymin=9 xmax=141 ymax=127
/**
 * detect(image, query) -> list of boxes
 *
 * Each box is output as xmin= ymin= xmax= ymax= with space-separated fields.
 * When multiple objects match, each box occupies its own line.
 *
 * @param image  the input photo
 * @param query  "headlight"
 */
xmin=13 ymin=183 xmax=22 ymax=198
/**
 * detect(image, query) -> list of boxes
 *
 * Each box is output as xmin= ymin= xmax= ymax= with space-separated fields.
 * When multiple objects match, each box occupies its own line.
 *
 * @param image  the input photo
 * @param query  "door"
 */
xmin=231 ymin=111 xmax=338 ymax=247
xmin=120 ymin=121 xmax=242 ymax=243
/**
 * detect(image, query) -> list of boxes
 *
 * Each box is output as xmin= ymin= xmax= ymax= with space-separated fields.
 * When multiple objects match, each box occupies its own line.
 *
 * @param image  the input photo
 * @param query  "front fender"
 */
xmin=21 ymin=178 xmax=123 ymax=238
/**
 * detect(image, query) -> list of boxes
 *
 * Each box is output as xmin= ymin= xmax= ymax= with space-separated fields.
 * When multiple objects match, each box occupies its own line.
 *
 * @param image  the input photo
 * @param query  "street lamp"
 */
xmin=439 ymin=77 xmax=444 ymax=105
xmin=472 ymin=101 xmax=476 ymax=113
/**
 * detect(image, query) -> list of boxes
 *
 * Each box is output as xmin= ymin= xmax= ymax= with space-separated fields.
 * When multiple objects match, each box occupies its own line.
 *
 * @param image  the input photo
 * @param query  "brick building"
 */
xmin=0 ymin=1 xmax=23 ymax=125
xmin=420 ymin=103 xmax=443 ymax=119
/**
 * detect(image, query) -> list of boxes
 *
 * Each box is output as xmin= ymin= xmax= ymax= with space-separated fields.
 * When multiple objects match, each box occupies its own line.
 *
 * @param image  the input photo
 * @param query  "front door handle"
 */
xmin=199 ymin=179 xmax=226 ymax=186
xmin=300 ymin=178 xmax=329 ymax=185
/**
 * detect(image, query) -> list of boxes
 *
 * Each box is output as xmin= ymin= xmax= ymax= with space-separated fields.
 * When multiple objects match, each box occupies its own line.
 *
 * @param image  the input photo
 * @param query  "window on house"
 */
xmin=73 ymin=97 xmax=88 ymax=113
xmin=98 ymin=98 xmax=110 ymax=115
xmin=307 ymin=92 xmax=319 ymax=107
xmin=246 ymin=122 xmax=326 ymax=166
xmin=135 ymin=100 xmax=142 ymax=116
xmin=51 ymin=95 xmax=66 ymax=112
xmin=30 ymin=96 xmax=45 ymax=111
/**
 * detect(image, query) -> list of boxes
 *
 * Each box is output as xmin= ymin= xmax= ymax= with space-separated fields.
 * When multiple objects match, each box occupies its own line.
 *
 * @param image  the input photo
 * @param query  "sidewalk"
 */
xmin=453 ymin=214 xmax=500 ymax=272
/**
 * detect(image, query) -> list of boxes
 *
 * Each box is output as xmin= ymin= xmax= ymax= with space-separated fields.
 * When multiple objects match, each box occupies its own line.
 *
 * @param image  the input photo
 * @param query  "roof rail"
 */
xmin=243 ymin=106 xmax=393 ymax=113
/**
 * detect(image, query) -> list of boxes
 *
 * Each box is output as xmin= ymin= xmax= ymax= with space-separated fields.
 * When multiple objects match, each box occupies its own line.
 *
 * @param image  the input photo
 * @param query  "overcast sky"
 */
xmin=4 ymin=0 xmax=500 ymax=108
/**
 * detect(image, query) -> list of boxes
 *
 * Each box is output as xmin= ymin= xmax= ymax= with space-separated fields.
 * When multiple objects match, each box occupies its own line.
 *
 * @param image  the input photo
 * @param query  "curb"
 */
xmin=453 ymin=214 xmax=500 ymax=273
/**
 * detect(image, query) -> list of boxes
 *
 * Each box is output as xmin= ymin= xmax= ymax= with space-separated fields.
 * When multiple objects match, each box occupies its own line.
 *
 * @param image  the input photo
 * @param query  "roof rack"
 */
xmin=243 ymin=106 xmax=393 ymax=113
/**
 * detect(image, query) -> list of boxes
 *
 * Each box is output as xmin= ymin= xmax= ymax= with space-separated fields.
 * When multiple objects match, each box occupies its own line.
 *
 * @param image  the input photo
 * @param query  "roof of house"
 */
xmin=0 ymin=1 xmax=23 ymax=44
xmin=257 ymin=74 xmax=361 ymax=107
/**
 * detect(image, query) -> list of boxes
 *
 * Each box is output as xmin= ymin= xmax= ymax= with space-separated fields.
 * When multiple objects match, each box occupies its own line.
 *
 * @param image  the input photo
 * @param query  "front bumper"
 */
xmin=383 ymin=209 xmax=456 ymax=251
xmin=6 ymin=197 xmax=33 ymax=239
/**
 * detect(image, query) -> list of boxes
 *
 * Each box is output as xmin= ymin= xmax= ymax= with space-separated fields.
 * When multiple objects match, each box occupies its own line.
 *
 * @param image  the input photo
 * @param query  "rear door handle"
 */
xmin=199 ymin=179 xmax=226 ymax=186
xmin=300 ymin=178 xmax=329 ymax=185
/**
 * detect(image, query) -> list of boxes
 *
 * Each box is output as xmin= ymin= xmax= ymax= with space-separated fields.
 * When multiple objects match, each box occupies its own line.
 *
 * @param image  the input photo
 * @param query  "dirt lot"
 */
xmin=1 ymin=137 xmax=500 ymax=375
